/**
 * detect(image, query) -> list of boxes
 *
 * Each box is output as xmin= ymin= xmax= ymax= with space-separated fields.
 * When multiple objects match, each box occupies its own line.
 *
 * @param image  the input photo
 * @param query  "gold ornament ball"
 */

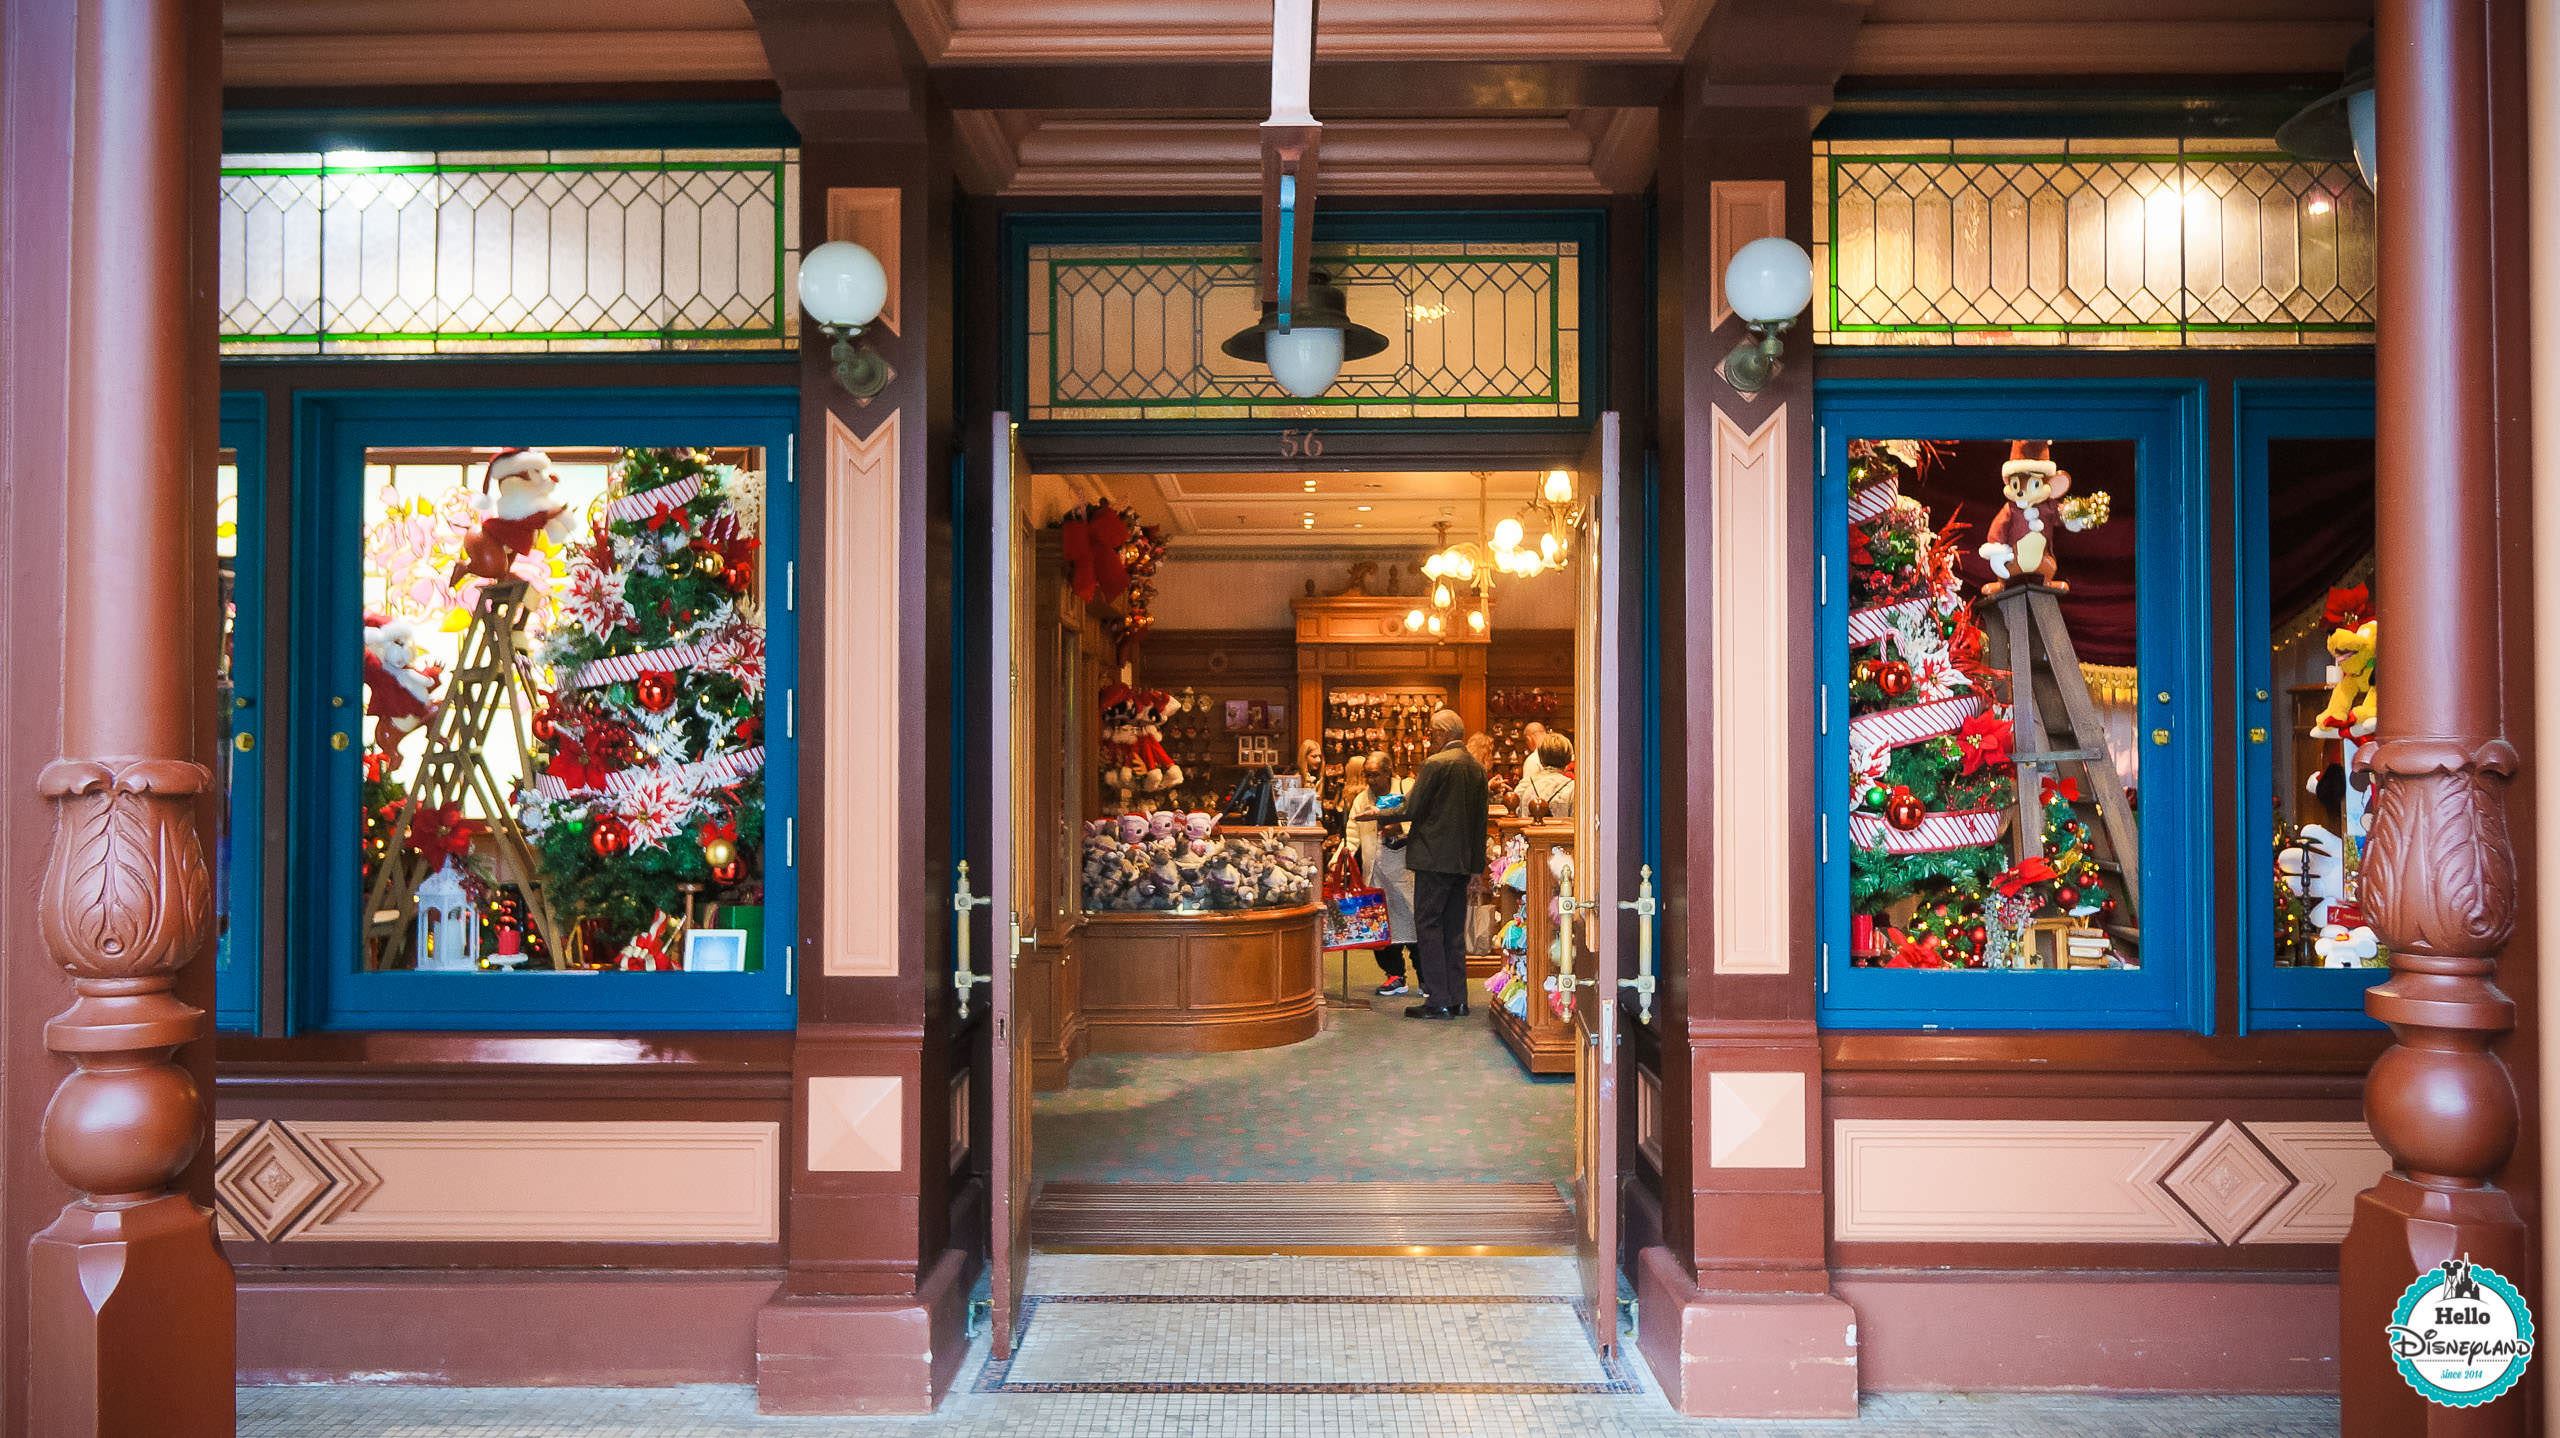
xmin=702 ymin=837 xmax=739 ymax=868
xmin=697 ymin=549 xmax=727 ymax=578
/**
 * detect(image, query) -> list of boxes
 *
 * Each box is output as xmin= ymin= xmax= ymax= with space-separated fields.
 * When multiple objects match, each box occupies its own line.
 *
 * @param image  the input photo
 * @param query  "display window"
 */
xmin=215 ymin=393 xmax=267 ymax=1032
xmin=2236 ymin=381 xmax=2382 ymax=1029
xmin=293 ymin=389 xmax=799 ymax=1030
xmin=1817 ymin=383 xmax=2211 ymax=1030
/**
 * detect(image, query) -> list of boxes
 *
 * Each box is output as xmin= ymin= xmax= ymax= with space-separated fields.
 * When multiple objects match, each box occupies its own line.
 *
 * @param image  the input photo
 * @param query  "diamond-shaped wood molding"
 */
xmin=212 ymin=1119 xmax=346 ymax=1243
xmin=2160 ymin=1121 xmax=2293 ymax=1244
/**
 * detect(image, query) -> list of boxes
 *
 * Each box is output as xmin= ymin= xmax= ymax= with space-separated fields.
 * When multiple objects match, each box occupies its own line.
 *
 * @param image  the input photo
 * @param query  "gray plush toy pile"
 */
xmin=1080 ymin=811 xmax=1317 ymax=913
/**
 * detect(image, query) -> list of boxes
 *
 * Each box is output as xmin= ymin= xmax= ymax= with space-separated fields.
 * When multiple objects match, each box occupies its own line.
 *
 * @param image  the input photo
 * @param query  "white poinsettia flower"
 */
xmin=619 ymin=770 xmax=694 ymax=849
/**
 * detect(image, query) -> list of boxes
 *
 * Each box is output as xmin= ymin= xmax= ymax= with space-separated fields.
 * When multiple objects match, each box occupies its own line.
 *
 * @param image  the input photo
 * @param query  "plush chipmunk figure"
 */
xmin=1978 ymin=440 xmax=2111 ymax=595
xmin=2309 ymin=584 xmax=2378 ymax=739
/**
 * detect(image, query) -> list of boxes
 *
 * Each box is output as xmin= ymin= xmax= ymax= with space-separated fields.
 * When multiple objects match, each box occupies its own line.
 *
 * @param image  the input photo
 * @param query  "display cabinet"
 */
xmin=1486 ymin=820 xmax=1578 ymax=1074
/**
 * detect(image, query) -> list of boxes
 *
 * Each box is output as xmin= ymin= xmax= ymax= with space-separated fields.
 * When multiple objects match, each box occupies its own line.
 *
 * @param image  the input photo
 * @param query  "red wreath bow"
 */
xmin=406 ymin=804 xmax=483 ymax=863
xmin=2042 ymin=775 xmax=2082 ymax=803
xmin=1992 ymin=856 xmax=2059 ymax=897
xmin=699 ymin=817 xmax=739 ymax=845
xmin=1954 ymin=712 xmax=2014 ymax=774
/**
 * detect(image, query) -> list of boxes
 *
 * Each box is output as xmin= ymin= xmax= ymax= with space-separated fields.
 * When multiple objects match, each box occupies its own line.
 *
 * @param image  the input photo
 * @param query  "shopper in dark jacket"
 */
xmin=1389 ymin=709 xmax=1489 ymax=1017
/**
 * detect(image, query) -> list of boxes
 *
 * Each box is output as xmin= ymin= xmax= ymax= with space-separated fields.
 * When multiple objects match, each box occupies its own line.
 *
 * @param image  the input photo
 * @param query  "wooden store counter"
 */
xmin=1076 ymin=903 xmax=1323 ymax=1055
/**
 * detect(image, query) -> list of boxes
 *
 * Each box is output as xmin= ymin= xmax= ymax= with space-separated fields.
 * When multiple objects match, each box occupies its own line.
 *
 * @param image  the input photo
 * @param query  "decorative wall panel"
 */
xmin=1706 ymin=407 xmax=1792 ymax=975
xmin=1831 ymin=1117 xmax=2393 ymax=1248
xmin=824 ymin=412 xmax=903 ymax=977
xmin=1832 ymin=1119 xmax=2216 ymax=1243
xmin=1707 ymin=1070 xmax=1806 ymax=1169
xmin=1814 ymin=139 xmax=2374 ymax=347
xmin=806 ymin=1074 xmax=904 ymax=1173
xmin=219 ymin=149 xmax=799 ymax=355
xmin=213 ymin=1119 xmax=781 ymax=1243
xmin=1023 ymin=241 xmax=1582 ymax=421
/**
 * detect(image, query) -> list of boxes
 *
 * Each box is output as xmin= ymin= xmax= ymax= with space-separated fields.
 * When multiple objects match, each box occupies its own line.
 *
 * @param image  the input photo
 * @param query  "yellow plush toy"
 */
xmin=2309 ymin=584 xmax=2377 ymax=740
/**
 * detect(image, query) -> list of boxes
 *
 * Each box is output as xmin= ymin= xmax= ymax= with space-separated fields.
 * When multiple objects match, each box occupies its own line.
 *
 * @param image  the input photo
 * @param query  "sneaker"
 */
xmin=1374 ymin=975 xmax=1410 ymax=996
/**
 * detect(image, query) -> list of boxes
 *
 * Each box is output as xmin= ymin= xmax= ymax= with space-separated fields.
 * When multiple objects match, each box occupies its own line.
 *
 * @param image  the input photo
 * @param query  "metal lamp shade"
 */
xmin=1220 ymin=270 xmax=1389 ymax=375
xmin=2276 ymin=34 xmax=2376 ymax=187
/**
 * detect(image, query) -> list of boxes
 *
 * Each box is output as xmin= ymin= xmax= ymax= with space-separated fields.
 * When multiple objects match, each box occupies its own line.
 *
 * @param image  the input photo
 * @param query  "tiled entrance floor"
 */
xmin=238 ymin=1255 xmax=2341 ymax=1437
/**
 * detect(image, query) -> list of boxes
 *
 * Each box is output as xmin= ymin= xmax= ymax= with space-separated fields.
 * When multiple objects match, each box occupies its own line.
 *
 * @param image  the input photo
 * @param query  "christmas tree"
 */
xmin=1844 ymin=441 xmax=2105 ymax=969
xmin=519 ymin=448 xmax=769 ymax=964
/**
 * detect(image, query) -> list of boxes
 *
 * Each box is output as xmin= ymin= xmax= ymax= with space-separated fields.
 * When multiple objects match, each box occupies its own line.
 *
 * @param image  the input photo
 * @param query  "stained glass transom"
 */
xmin=1815 ymin=140 xmax=2374 ymax=348
xmin=1024 ymin=241 xmax=1582 ymax=421
xmin=219 ymin=149 xmax=798 ymax=356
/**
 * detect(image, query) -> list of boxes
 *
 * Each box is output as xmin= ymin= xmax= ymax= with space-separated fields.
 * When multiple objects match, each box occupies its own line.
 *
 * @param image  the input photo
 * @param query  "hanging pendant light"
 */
xmin=1220 ymin=269 xmax=1389 ymax=399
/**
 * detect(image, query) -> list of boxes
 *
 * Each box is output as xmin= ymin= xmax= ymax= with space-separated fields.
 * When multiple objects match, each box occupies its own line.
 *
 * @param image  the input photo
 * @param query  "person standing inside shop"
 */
xmin=1346 ymin=750 xmax=1417 ymax=997
xmin=1516 ymin=733 xmax=1576 ymax=819
xmin=1390 ymin=709 xmax=1489 ymax=1019
xmin=1518 ymin=720 xmax=1549 ymax=782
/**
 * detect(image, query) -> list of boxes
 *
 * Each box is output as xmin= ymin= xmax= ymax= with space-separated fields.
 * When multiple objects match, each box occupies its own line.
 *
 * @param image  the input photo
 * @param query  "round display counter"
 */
xmin=1076 ymin=902 xmax=1323 ymax=1054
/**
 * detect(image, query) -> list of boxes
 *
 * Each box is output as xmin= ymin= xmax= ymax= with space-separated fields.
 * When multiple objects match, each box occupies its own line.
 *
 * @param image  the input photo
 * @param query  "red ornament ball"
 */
xmin=2056 ymin=886 xmax=2080 ymax=907
xmin=590 ymin=818 xmax=630 ymax=858
xmin=710 ymin=859 xmax=743 ymax=886
xmin=1967 ymin=925 xmax=1987 ymax=945
xmin=1875 ymin=662 xmax=1914 ymax=698
xmin=721 ymin=563 xmax=752 ymax=594
xmin=635 ymin=672 xmax=678 ymax=712
xmin=530 ymin=710 xmax=560 ymax=743
xmin=1885 ymin=793 xmax=1928 ymax=831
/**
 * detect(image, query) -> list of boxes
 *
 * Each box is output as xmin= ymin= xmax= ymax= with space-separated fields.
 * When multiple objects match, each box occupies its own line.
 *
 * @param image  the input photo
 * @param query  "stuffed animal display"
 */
xmin=1978 ymin=440 xmax=2112 ymax=595
xmin=1099 ymin=684 xmax=1188 ymax=793
xmin=1080 ymin=813 xmax=1316 ymax=912
xmin=450 ymin=447 xmax=576 ymax=585
xmin=361 ymin=610 xmax=442 ymax=755
xmin=2309 ymin=584 xmax=2378 ymax=740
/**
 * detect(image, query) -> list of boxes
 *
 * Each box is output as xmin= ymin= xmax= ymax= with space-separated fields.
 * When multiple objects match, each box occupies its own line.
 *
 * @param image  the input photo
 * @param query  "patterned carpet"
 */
xmin=1034 ymin=997 xmax=1572 ymax=1185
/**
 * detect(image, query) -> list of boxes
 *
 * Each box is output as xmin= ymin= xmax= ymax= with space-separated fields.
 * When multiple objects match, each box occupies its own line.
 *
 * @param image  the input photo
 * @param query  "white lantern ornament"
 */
xmin=413 ymin=859 xmax=482 ymax=972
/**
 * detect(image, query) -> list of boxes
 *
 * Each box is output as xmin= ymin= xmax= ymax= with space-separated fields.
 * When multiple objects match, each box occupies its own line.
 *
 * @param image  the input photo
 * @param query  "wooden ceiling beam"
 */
xmin=928 ymin=59 xmax=1681 ymax=113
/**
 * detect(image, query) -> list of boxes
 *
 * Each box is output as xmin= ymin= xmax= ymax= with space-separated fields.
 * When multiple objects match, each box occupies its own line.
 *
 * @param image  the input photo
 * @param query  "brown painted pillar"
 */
xmin=24 ymin=0 xmax=236 ymax=1433
xmin=2341 ymin=1 xmax=2532 ymax=1432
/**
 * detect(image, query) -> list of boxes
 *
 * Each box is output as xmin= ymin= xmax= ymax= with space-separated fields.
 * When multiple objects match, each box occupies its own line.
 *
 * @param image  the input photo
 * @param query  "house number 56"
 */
xmin=1279 ymin=428 xmax=1323 ymax=459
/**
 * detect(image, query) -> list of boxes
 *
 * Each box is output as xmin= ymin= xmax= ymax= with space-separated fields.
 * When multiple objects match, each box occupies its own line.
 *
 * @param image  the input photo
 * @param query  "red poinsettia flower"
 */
xmin=1847 ymin=527 xmax=1874 ymax=566
xmin=1991 ymin=856 xmax=2059 ymax=897
xmin=1883 ymin=932 xmax=1949 ymax=969
xmin=1954 ymin=711 xmax=2013 ymax=774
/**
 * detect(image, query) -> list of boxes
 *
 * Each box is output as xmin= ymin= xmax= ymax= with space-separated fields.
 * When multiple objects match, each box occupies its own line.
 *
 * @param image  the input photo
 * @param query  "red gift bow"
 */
xmin=406 ymin=804 xmax=483 ymax=863
xmin=2042 ymin=775 xmax=2082 ymax=803
xmin=699 ymin=817 xmax=739 ymax=845
xmin=1991 ymin=856 xmax=2059 ymax=897
xmin=1954 ymin=711 xmax=2013 ymax=774
xmin=1883 ymin=930 xmax=1950 ymax=969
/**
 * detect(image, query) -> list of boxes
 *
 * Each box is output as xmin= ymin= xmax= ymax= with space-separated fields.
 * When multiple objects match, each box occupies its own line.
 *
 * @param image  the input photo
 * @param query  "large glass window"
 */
xmin=216 ymin=395 xmax=265 ymax=1032
xmin=1819 ymin=383 xmax=2209 ymax=1030
xmin=296 ymin=390 xmax=798 ymax=1030
xmin=2239 ymin=382 xmax=2381 ymax=1028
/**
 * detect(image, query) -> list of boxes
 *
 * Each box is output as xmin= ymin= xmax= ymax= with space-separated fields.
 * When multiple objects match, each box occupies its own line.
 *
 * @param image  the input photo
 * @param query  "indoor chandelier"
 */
xmin=1409 ymin=520 xmax=1492 ymax=637
xmin=1490 ymin=468 xmax=1583 ymax=577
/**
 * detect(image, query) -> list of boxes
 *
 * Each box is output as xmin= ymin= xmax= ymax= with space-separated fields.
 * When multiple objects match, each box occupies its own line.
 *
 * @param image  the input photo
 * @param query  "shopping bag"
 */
xmin=1322 ymin=888 xmax=1389 ymax=951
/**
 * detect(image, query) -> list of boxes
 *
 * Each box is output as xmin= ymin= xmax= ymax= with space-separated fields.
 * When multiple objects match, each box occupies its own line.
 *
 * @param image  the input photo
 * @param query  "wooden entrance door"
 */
xmin=1570 ymin=412 xmax=1624 ymax=1353
xmin=985 ymin=413 xmax=1035 ymax=1357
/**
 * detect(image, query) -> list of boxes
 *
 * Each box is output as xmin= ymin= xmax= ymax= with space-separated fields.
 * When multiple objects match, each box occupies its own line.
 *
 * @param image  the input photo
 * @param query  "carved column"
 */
xmin=26 ymin=0 xmax=235 ymax=1433
xmin=2340 ymin=1 xmax=2530 ymax=1433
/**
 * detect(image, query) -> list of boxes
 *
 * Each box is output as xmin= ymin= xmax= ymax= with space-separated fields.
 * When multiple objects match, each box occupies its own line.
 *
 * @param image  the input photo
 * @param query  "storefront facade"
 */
xmin=0 ymin=0 xmax=2548 ymax=1433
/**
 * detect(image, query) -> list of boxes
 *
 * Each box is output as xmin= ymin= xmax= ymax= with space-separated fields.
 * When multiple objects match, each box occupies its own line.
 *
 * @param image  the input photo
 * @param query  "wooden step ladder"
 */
xmin=1985 ymin=583 xmax=2140 ymax=936
xmin=361 ymin=580 xmax=567 ymax=969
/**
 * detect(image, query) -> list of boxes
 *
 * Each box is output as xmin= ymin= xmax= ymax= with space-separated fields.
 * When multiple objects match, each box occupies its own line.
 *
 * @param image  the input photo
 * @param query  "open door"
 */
xmin=1570 ymin=413 xmax=1624 ymax=1352
xmin=983 ymin=413 xmax=1034 ymax=1357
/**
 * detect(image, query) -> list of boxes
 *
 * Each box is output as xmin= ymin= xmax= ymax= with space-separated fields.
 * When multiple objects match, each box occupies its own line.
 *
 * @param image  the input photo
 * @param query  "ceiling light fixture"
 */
xmin=2277 ymin=34 xmax=2376 ymax=191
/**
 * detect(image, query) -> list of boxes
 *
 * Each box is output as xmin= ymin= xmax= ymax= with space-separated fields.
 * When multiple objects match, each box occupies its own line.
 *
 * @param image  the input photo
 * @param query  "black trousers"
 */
xmin=1412 ymin=869 xmax=1473 ymax=1007
xmin=1374 ymin=942 xmax=1411 ymax=977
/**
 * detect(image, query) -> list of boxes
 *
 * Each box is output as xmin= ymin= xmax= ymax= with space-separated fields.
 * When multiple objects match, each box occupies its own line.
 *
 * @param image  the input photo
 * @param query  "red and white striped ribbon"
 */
xmin=604 ymin=475 xmax=705 ymax=524
xmin=565 ymin=642 xmax=711 ymax=690
xmin=1847 ymin=475 xmax=1902 ymax=525
xmin=1847 ymin=598 xmax=1928 ymax=648
xmin=1848 ymin=692 xmax=1984 ymax=755
xmin=533 ymin=744 xmax=766 ymax=802
xmin=1849 ymin=807 xmax=2004 ymax=855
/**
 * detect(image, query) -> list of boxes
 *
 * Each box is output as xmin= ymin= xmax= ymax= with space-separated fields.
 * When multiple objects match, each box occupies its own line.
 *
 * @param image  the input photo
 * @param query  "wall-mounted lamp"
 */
xmin=2276 ymin=34 xmax=2376 ymax=191
xmin=797 ymin=240 xmax=892 ymax=398
xmin=1220 ymin=268 xmax=1388 ymax=399
xmin=1719 ymin=236 xmax=1815 ymax=397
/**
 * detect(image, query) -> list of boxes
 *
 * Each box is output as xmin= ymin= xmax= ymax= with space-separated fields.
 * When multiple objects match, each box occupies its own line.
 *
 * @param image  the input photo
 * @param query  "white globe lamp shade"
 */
xmin=2345 ymin=88 xmax=2376 ymax=190
xmin=1405 ymin=608 xmax=1426 ymax=631
xmin=1263 ymin=326 xmax=1346 ymax=399
xmin=1494 ymin=516 xmax=1524 ymax=549
xmin=1723 ymin=236 xmax=1814 ymax=325
xmin=1543 ymin=469 xmax=1575 ymax=503
xmin=798 ymin=240 xmax=889 ymax=329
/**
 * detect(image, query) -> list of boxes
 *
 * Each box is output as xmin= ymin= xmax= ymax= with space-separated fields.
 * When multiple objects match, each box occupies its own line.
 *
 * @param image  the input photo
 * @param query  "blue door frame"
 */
xmin=290 ymin=387 xmax=801 ymax=1031
xmin=1814 ymin=379 xmax=2214 ymax=1032
xmin=217 ymin=392 xmax=267 ymax=1032
xmin=2234 ymin=378 xmax=2382 ymax=1031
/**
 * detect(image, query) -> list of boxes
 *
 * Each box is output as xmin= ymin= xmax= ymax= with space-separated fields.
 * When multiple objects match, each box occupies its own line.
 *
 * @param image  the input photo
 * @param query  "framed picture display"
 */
xmin=684 ymin=928 xmax=750 ymax=973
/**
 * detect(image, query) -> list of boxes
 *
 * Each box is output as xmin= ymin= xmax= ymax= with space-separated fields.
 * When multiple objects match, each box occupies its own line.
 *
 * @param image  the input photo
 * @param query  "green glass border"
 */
xmin=1822 ymin=152 xmax=2376 ymax=339
xmin=218 ymin=158 xmax=792 ymax=348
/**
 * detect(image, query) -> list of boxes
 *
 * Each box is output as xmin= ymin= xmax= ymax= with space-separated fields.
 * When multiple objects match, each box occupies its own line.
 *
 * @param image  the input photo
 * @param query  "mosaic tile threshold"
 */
xmin=238 ymin=1381 xmax=2344 ymax=1437
xmin=1025 ymin=1252 xmax=1586 ymax=1297
xmin=1029 ymin=1180 xmax=1576 ymax=1253
xmin=979 ymin=1292 xmax=1636 ymax=1394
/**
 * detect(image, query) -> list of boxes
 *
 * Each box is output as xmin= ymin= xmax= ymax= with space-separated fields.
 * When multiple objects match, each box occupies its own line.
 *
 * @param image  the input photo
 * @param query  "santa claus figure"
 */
xmin=450 ymin=447 xmax=576 ymax=585
xmin=361 ymin=612 xmax=442 ymax=756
